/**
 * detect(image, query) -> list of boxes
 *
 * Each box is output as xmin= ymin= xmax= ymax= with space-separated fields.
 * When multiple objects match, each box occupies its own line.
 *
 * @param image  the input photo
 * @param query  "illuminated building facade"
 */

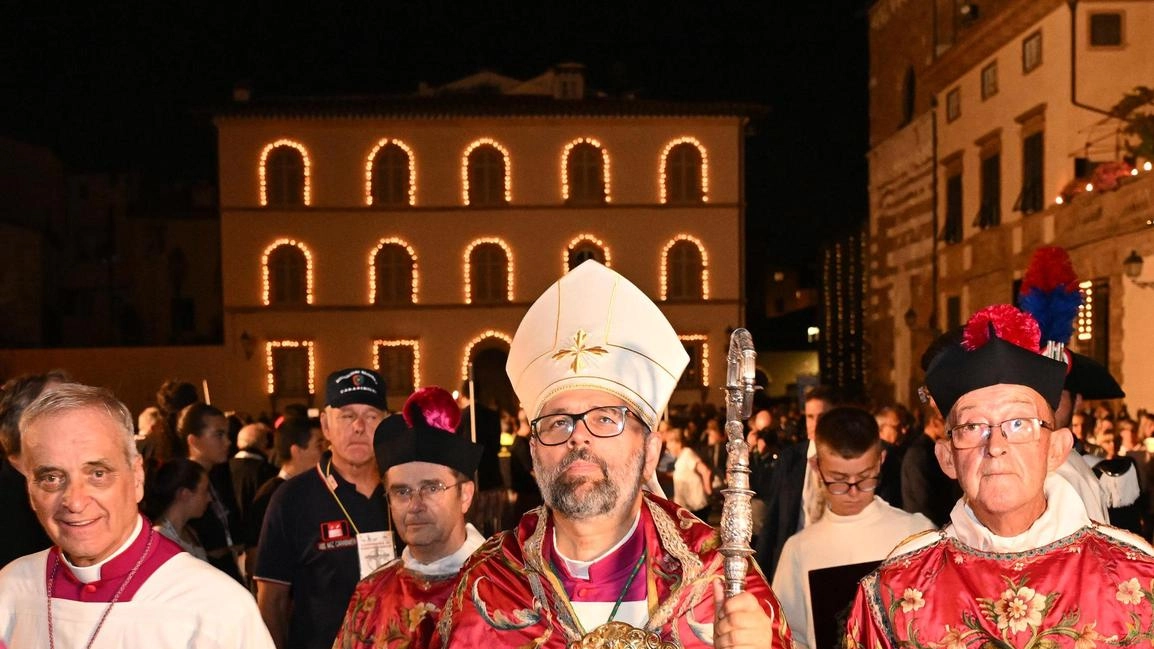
xmin=868 ymin=0 xmax=1154 ymax=408
xmin=213 ymin=66 xmax=757 ymax=412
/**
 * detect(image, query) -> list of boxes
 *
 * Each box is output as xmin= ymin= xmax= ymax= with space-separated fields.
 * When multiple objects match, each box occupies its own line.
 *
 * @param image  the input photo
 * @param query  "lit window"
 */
xmin=366 ymin=140 xmax=415 ymax=207
xmin=463 ymin=140 xmax=511 ymax=206
xmin=262 ymin=240 xmax=314 ymax=305
xmin=1076 ymin=279 xmax=1110 ymax=365
xmin=661 ymin=235 xmax=710 ymax=301
xmin=661 ymin=140 xmax=708 ymax=204
xmin=677 ymin=335 xmax=710 ymax=389
xmin=266 ymin=340 xmax=315 ymax=396
xmin=371 ymin=240 xmax=418 ymax=305
xmin=562 ymin=139 xmax=609 ymax=205
xmin=464 ymin=238 xmax=514 ymax=304
xmin=374 ymin=340 xmax=420 ymax=397
xmin=259 ymin=140 xmax=311 ymax=206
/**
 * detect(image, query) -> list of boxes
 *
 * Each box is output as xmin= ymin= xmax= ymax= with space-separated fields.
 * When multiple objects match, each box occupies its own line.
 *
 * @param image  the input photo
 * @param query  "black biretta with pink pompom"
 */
xmin=925 ymin=304 xmax=1068 ymax=417
xmin=372 ymin=386 xmax=484 ymax=477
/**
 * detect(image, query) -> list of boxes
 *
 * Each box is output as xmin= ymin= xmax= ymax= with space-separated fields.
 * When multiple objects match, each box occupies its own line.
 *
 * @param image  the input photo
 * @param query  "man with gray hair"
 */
xmin=0 ymin=383 xmax=274 ymax=648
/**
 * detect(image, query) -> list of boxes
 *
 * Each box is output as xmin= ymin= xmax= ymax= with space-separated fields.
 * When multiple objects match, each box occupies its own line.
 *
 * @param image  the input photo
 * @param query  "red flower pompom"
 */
xmin=962 ymin=304 xmax=1042 ymax=353
xmin=402 ymin=386 xmax=461 ymax=433
xmin=1020 ymin=247 xmax=1078 ymax=295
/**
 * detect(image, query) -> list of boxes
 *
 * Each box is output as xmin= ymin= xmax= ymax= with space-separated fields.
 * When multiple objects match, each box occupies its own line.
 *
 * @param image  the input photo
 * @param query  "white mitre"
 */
xmin=506 ymin=260 xmax=689 ymax=430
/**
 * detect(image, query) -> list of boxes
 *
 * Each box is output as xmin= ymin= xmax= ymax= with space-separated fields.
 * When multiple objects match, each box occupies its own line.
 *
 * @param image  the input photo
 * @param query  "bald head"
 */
xmin=237 ymin=422 xmax=272 ymax=452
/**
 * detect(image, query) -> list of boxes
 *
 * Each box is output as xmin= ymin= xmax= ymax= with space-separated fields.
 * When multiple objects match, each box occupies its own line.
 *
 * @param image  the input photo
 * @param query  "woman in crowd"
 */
xmin=664 ymin=425 xmax=713 ymax=521
xmin=146 ymin=458 xmax=212 ymax=560
xmin=182 ymin=402 xmax=245 ymax=582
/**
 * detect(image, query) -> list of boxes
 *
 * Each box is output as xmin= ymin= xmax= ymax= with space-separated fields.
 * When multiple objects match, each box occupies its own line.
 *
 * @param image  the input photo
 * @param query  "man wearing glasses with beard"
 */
xmin=432 ymin=260 xmax=791 ymax=649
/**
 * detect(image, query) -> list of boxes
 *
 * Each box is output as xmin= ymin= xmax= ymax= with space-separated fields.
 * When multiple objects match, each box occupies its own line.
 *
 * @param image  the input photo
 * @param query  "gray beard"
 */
xmin=535 ymin=445 xmax=646 ymax=520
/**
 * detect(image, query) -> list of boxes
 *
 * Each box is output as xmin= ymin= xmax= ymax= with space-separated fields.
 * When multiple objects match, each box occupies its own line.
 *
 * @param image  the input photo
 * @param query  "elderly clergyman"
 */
xmin=845 ymin=305 xmax=1154 ymax=646
xmin=434 ymin=260 xmax=791 ymax=649
xmin=0 ymin=383 xmax=274 ymax=648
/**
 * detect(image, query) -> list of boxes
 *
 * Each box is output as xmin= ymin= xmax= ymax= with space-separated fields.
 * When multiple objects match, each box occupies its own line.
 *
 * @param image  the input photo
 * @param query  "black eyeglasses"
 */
xmin=530 ymin=406 xmax=646 ymax=446
xmin=947 ymin=417 xmax=1051 ymax=450
xmin=386 ymin=481 xmax=463 ymax=506
xmin=815 ymin=465 xmax=880 ymax=495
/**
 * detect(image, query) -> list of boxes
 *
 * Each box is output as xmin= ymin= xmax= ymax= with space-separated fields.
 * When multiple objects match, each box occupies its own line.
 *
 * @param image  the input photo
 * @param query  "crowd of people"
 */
xmin=2 ymin=256 xmax=1154 ymax=648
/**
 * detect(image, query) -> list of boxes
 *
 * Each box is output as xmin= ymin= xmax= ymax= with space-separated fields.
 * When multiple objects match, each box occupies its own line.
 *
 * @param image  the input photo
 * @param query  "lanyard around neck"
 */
xmin=320 ymin=459 xmax=362 ymax=536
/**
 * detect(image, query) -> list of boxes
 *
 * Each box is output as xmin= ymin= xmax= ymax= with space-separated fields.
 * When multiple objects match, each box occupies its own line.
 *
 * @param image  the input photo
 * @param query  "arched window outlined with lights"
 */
xmin=365 ymin=139 xmax=415 ymax=207
xmin=262 ymin=239 xmax=314 ymax=305
xmin=562 ymin=138 xmax=610 ymax=205
xmin=463 ymin=139 xmax=511 ymax=207
xmin=661 ymin=235 xmax=710 ymax=301
xmin=464 ymin=238 xmax=513 ymax=304
xmin=369 ymin=238 xmax=418 ymax=305
xmin=460 ymin=330 xmax=513 ymax=385
xmin=659 ymin=138 xmax=709 ymax=205
xmin=260 ymin=140 xmax=311 ymax=206
xmin=563 ymin=234 xmax=611 ymax=273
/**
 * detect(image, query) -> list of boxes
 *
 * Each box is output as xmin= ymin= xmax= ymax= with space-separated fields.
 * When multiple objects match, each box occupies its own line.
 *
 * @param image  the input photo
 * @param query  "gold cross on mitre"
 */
xmin=551 ymin=329 xmax=608 ymax=373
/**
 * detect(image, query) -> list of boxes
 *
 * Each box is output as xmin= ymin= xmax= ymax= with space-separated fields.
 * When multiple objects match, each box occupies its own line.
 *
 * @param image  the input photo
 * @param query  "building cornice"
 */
xmin=213 ymin=96 xmax=767 ymax=121
xmin=924 ymin=0 xmax=1065 ymax=97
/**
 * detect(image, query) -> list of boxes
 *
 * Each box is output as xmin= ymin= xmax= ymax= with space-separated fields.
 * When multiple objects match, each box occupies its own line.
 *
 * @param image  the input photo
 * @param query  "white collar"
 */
xmin=948 ymin=474 xmax=1090 ymax=553
xmin=553 ymin=510 xmax=641 ymax=579
xmin=63 ymin=516 xmax=145 ymax=584
xmin=822 ymin=497 xmax=882 ymax=523
xmin=401 ymin=523 xmax=486 ymax=576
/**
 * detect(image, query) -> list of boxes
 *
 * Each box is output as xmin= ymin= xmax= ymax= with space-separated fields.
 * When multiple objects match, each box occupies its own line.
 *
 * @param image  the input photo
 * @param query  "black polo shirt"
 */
xmin=255 ymin=452 xmax=388 ymax=649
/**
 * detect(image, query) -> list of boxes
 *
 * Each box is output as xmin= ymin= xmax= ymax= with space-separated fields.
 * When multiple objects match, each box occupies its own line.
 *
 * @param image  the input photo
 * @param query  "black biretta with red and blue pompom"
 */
xmin=925 ymin=304 xmax=1068 ymax=417
xmin=373 ymin=386 xmax=484 ymax=478
xmin=1016 ymin=246 xmax=1125 ymax=401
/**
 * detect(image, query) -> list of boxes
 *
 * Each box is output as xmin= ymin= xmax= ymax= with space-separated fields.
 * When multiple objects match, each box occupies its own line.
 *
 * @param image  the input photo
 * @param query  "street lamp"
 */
xmin=1122 ymin=250 xmax=1154 ymax=289
xmin=240 ymin=330 xmax=257 ymax=360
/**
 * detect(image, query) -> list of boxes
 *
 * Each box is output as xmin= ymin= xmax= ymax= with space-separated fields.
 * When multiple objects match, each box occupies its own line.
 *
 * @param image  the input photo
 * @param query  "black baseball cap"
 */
xmin=325 ymin=368 xmax=388 ymax=410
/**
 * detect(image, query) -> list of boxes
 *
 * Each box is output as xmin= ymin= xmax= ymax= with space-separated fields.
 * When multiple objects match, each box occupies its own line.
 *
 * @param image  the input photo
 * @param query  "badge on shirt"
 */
xmin=356 ymin=530 xmax=396 ymax=578
xmin=321 ymin=520 xmax=351 ymax=542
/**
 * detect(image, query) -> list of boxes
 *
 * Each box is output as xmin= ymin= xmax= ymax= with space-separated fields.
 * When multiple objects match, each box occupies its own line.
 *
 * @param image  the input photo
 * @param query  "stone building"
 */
xmin=867 ymin=0 xmax=1154 ymax=409
xmin=213 ymin=66 xmax=758 ymax=414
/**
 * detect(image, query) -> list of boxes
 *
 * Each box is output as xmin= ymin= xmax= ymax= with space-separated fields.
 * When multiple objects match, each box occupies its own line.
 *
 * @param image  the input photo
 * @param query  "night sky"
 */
xmin=2 ymin=1 xmax=869 ymax=311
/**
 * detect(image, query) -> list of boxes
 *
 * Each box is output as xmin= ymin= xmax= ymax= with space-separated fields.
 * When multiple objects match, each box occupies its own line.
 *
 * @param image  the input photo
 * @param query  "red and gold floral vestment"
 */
xmin=334 ymin=562 xmax=458 ymax=649
xmin=334 ymin=525 xmax=487 ymax=649
xmin=432 ymin=493 xmax=792 ymax=648
xmin=845 ymin=476 xmax=1154 ymax=648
